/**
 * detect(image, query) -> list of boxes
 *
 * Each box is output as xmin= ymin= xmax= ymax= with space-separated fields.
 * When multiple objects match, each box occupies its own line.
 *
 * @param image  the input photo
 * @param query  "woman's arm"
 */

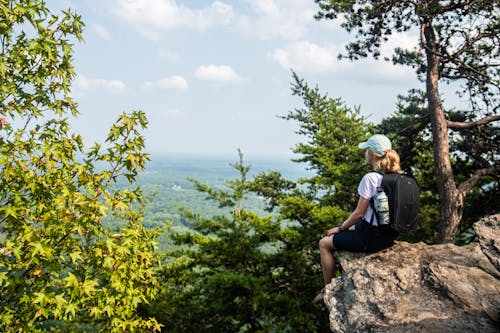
xmin=326 ymin=196 xmax=370 ymax=236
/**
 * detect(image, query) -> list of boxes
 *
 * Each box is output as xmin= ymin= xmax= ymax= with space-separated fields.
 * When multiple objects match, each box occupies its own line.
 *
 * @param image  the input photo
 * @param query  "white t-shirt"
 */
xmin=357 ymin=172 xmax=383 ymax=226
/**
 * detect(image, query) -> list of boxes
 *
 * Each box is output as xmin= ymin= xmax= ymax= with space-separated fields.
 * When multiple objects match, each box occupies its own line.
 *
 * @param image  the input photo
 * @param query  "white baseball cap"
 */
xmin=358 ymin=134 xmax=392 ymax=156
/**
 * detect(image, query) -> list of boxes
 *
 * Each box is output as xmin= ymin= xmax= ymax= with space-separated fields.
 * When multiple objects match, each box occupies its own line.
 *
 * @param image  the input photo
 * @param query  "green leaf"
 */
xmin=64 ymin=272 xmax=79 ymax=288
xmin=32 ymin=292 xmax=49 ymax=306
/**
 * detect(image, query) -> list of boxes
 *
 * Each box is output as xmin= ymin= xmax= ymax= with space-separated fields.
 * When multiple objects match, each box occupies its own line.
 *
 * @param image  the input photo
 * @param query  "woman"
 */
xmin=314 ymin=134 xmax=400 ymax=303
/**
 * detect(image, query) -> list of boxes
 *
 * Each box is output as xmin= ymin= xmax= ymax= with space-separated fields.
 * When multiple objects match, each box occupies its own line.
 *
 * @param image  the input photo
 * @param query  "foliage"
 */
xmin=102 ymin=156 xmax=297 ymax=252
xmin=272 ymin=73 xmax=384 ymax=300
xmin=0 ymin=1 xmax=161 ymax=331
xmin=378 ymin=89 xmax=500 ymax=243
xmin=377 ymin=90 xmax=439 ymax=242
xmin=315 ymin=0 xmax=500 ymax=113
xmin=148 ymin=151 xmax=332 ymax=332
xmin=146 ymin=75 xmax=377 ymax=331
xmin=153 ymin=73 xmax=399 ymax=332
xmin=274 ymin=72 xmax=373 ymax=265
xmin=314 ymin=0 xmax=500 ymax=242
xmin=283 ymin=72 xmax=373 ymax=210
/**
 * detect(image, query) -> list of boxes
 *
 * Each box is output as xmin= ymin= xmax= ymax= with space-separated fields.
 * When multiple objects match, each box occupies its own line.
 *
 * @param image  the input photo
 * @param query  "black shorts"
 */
xmin=332 ymin=219 xmax=397 ymax=252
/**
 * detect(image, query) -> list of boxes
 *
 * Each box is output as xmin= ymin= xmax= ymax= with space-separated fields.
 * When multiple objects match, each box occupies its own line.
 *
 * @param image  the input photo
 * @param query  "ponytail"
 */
xmin=367 ymin=148 xmax=401 ymax=172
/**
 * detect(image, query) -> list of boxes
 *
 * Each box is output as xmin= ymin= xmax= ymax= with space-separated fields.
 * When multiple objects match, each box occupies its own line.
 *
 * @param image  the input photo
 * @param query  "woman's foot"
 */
xmin=313 ymin=288 xmax=325 ymax=303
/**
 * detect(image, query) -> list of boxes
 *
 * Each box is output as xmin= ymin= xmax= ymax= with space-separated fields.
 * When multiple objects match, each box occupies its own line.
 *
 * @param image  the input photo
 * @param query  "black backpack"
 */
xmin=371 ymin=172 xmax=421 ymax=232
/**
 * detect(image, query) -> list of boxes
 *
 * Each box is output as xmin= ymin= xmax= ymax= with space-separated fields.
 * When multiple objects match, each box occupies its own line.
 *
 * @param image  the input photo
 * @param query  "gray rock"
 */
xmin=324 ymin=215 xmax=500 ymax=333
xmin=474 ymin=214 xmax=500 ymax=271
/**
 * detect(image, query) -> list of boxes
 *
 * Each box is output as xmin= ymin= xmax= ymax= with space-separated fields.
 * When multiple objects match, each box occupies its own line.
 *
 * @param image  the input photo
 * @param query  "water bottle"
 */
xmin=376 ymin=187 xmax=390 ymax=225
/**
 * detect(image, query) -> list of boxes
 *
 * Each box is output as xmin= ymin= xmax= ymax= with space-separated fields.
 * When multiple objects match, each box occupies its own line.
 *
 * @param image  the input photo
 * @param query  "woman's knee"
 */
xmin=319 ymin=236 xmax=334 ymax=251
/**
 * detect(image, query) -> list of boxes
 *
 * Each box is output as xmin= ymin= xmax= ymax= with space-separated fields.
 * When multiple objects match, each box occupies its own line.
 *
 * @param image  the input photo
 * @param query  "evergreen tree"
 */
xmin=282 ymin=72 xmax=372 ymax=210
xmin=150 ymin=150 xmax=331 ymax=332
xmin=148 ymin=75 xmax=375 ymax=332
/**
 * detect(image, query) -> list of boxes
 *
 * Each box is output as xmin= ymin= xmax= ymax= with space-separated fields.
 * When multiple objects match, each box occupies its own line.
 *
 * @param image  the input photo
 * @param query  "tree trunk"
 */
xmin=423 ymin=21 xmax=463 ymax=243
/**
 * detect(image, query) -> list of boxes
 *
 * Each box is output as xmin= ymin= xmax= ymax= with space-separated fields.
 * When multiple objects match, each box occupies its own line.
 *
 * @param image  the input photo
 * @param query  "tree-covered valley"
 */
xmin=105 ymin=155 xmax=309 ymax=251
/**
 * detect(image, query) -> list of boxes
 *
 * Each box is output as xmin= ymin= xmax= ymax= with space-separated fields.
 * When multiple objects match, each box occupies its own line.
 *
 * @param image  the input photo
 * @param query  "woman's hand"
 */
xmin=326 ymin=227 xmax=342 ymax=236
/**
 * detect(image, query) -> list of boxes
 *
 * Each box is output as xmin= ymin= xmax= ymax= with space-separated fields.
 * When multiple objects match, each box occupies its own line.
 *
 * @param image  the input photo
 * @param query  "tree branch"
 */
xmin=442 ymin=51 xmax=493 ymax=83
xmin=458 ymin=165 xmax=500 ymax=194
xmin=451 ymin=30 xmax=486 ymax=59
xmin=446 ymin=114 xmax=500 ymax=129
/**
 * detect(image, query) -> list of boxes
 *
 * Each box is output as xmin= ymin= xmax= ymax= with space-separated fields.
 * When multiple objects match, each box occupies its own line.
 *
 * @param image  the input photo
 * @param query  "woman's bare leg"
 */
xmin=319 ymin=236 xmax=336 ymax=285
xmin=314 ymin=236 xmax=336 ymax=302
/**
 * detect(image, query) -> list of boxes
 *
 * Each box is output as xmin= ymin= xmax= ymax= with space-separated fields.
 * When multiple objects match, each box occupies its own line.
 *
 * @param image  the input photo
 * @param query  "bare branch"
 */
xmin=444 ymin=53 xmax=493 ymax=82
xmin=446 ymin=115 xmax=500 ymax=129
xmin=458 ymin=165 xmax=500 ymax=194
xmin=452 ymin=30 xmax=486 ymax=58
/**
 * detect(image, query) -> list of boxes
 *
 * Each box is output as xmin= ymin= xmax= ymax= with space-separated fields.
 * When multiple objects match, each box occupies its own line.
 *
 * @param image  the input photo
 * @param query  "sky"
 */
xmin=52 ymin=0 xmax=431 ymax=159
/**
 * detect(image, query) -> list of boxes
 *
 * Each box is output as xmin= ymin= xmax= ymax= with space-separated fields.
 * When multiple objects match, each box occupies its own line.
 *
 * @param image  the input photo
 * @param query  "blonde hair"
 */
xmin=366 ymin=148 xmax=401 ymax=172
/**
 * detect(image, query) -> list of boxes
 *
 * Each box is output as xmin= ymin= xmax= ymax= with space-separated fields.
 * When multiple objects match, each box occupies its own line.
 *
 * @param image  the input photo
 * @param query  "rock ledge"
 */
xmin=324 ymin=214 xmax=500 ymax=333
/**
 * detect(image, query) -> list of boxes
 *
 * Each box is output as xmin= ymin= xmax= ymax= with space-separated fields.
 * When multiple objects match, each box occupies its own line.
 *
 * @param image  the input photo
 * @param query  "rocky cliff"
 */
xmin=324 ymin=214 xmax=500 ymax=333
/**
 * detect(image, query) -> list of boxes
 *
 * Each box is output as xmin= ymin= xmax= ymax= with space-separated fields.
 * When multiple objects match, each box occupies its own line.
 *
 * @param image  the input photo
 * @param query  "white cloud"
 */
xmin=269 ymin=35 xmax=417 ymax=84
xmin=344 ymin=31 xmax=419 ymax=84
xmin=110 ymin=0 xmax=320 ymax=42
xmin=144 ymin=75 xmax=188 ymax=91
xmin=90 ymin=23 xmax=112 ymax=40
xmin=73 ymin=75 xmax=126 ymax=94
xmin=156 ymin=47 xmax=180 ymax=61
xmin=353 ymin=59 xmax=416 ymax=84
xmin=381 ymin=31 xmax=419 ymax=58
xmin=195 ymin=65 xmax=242 ymax=83
xmin=235 ymin=0 xmax=317 ymax=40
xmin=112 ymin=0 xmax=234 ymax=39
xmin=270 ymin=41 xmax=340 ymax=73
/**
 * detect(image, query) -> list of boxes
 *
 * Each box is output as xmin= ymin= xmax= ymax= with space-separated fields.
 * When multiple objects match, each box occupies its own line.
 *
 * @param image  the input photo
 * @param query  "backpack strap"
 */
xmin=369 ymin=199 xmax=376 ymax=226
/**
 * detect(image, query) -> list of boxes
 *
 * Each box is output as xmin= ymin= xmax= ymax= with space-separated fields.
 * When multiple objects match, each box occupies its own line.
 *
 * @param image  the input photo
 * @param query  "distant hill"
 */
xmin=144 ymin=153 xmax=310 ymax=180
xmin=105 ymin=154 xmax=310 ymax=251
